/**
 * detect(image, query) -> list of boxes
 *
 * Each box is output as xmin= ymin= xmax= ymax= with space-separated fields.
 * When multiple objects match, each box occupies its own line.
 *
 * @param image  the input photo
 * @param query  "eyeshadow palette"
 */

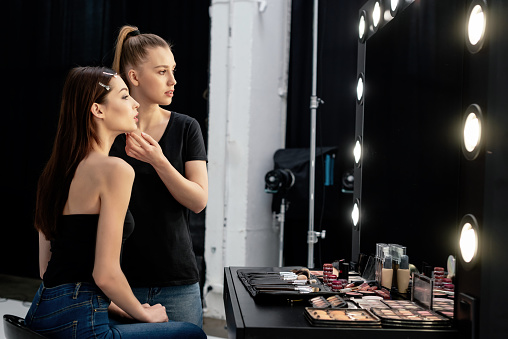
xmin=355 ymin=298 xmax=390 ymax=310
xmin=381 ymin=299 xmax=425 ymax=310
xmin=309 ymin=295 xmax=349 ymax=309
xmin=309 ymin=296 xmax=331 ymax=308
xmin=304 ymin=307 xmax=381 ymax=328
xmin=370 ymin=307 xmax=452 ymax=328
xmin=432 ymin=298 xmax=454 ymax=319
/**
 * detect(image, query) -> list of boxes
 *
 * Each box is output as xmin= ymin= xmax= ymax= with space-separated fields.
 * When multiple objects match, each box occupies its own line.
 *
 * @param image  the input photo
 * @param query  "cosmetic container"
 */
xmin=397 ymin=254 xmax=410 ymax=293
xmin=381 ymin=255 xmax=393 ymax=290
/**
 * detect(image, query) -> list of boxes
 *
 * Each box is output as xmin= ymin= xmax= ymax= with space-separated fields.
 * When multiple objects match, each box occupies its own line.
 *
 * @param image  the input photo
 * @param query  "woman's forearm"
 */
xmin=152 ymin=158 xmax=208 ymax=213
xmin=93 ymin=268 xmax=149 ymax=322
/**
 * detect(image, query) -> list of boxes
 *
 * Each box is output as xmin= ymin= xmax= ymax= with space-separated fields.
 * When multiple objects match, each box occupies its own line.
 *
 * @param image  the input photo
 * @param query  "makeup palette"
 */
xmin=381 ymin=299 xmax=425 ymax=310
xmin=432 ymin=298 xmax=454 ymax=319
xmin=355 ymin=298 xmax=390 ymax=310
xmin=370 ymin=307 xmax=451 ymax=328
xmin=309 ymin=295 xmax=348 ymax=309
xmin=304 ymin=307 xmax=381 ymax=328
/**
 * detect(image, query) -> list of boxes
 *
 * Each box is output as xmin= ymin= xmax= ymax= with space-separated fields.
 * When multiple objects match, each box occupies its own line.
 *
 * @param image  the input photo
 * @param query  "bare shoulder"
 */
xmin=100 ymin=157 xmax=135 ymax=181
xmin=86 ymin=155 xmax=134 ymax=188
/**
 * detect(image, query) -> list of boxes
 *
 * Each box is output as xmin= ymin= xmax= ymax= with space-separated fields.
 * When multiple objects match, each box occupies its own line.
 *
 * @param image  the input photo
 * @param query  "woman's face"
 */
xmin=100 ymin=76 xmax=139 ymax=133
xmin=134 ymin=46 xmax=177 ymax=106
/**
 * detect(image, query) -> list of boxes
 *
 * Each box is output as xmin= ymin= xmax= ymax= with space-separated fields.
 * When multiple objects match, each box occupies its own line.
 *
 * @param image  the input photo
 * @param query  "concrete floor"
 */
xmin=0 ymin=274 xmax=227 ymax=338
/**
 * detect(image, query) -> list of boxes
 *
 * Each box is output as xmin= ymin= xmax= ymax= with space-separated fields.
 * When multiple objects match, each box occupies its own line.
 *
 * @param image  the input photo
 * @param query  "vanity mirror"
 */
xmin=352 ymin=0 xmax=466 ymax=268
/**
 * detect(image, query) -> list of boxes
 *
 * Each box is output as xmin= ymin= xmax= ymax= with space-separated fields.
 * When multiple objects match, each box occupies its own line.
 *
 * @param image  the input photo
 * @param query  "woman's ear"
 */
xmin=127 ymin=69 xmax=139 ymax=87
xmin=91 ymin=103 xmax=104 ymax=119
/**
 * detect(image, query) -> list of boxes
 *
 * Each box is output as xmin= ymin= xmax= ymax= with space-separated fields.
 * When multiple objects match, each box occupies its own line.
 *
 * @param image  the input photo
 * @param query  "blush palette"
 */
xmin=304 ymin=307 xmax=381 ymax=328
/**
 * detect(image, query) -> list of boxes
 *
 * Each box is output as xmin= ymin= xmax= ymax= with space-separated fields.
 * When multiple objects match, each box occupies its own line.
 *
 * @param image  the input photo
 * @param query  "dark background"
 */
xmin=2 ymin=0 xmax=366 ymax=278
xmin=3 ymin=0 xmax=211 ymax=278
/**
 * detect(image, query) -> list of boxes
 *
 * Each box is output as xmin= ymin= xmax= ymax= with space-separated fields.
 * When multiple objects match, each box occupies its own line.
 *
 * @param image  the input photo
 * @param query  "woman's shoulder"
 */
xmin=103 ymin=156 xmax=134 ymax=178
xmin=86 ymin=154 xmax=134 ymax=182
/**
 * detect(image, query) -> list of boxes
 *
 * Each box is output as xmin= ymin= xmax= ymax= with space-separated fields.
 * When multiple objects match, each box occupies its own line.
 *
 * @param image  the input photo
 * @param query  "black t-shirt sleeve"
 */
xmin=184 ymin=118 xmax=208 ymax=163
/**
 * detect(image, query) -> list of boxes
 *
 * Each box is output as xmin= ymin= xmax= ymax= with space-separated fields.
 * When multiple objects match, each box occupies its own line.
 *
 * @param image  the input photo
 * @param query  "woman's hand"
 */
xmin=125 ymin=132 xmax=165 ymax=167
xmin=143 ymin=304 xmax=169 ymax=323
xmin=124 ymin=131 xmax=208 ymax=213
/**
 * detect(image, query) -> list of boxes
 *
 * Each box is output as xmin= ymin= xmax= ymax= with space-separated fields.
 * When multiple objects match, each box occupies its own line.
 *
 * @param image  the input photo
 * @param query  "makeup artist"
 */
xmin=109 ymin=25 xmax=208 ymax=328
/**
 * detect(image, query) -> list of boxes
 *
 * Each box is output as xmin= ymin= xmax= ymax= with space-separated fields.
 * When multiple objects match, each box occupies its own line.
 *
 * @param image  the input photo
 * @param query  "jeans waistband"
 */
xmin=40 ymin=282 xmax=103 ymax=299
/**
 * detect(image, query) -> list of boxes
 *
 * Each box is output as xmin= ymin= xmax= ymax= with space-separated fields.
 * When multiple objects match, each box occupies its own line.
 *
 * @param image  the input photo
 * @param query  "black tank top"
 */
xmin=43 ymin=210 xmax=134 ymax=288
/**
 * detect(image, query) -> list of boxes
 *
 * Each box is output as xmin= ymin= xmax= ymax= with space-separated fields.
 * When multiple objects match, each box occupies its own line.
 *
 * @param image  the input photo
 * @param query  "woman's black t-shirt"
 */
xmin=110 ymin=112 xmax=207 ymax=287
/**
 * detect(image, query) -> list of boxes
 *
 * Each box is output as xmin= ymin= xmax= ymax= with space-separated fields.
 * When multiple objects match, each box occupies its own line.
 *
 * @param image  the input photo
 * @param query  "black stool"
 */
xmin=3 ymin=315 xmax=47 ymax=338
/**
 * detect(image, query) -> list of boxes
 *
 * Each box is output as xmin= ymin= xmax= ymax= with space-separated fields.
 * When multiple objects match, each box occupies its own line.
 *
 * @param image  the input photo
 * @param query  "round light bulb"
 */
xmin=352 ymin=203 xmax=359 ymax=226
xmin=359 ymin=14 xmax=366 ymax=40
xmin=373 ymin=2 xmax=381 ymax=28
xmin=468 ymin=4 xmax=485 ymax=46
xmin=391 ymin=0 xmax=398 ymax=12
xmin=460 ymin=222 xmax=477 ymax=263
xmin=354 ymin=140 xmax=362 ymax=164
xmin=464 ymin=112 xmax=481 ymax=153
xmin=357 ymin=76 xmax=364 ymax=101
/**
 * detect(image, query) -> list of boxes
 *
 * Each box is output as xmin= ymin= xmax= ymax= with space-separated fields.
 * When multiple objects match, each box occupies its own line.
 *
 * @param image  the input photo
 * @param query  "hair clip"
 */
xmin=98 ymin=82 xmax=111 ymax=91
xmin=102 ymin=71 xmax=118 ymax=78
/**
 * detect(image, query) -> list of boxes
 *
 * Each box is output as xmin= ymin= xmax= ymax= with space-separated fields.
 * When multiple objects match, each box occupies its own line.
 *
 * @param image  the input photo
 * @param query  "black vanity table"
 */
xmin=224 ymin=266 xmax=459 ymax=339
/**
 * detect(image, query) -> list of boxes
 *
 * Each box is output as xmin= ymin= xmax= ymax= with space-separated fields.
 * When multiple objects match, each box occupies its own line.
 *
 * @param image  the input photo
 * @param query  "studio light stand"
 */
xmin=265 ymin=169 xmax=295 ymax=266
xmin=308 ymin=0 xmax=324 ymax=268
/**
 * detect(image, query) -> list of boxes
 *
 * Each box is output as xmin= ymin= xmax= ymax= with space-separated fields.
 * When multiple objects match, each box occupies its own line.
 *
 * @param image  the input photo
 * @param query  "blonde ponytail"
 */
xmin=112 ymin=25 xmax=171 ymax=85
xmin=112 ymin=25 xmax=139 ymax=74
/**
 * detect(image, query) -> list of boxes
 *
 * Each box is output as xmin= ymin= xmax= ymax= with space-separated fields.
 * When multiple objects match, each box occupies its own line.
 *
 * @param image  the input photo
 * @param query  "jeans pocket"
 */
xmin=96 ymin=295 xmax=110 ymax=310
xmin=37 ymin=320 xmax=78 ymax=339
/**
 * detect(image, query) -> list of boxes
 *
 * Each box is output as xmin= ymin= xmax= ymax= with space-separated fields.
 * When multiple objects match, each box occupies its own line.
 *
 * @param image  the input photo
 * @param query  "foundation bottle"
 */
xmin=381 ymin=255 xmax=393 ymax=290
xmin=397 ymin=254 xmax=410 ymax=294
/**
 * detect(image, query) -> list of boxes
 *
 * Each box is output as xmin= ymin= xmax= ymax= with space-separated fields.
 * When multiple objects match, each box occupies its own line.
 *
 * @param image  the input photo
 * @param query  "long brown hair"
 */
xmin=112 ymin=25 xmax=171 ymax=84
xmin=35 ymin=67 xmax=116 ymax=240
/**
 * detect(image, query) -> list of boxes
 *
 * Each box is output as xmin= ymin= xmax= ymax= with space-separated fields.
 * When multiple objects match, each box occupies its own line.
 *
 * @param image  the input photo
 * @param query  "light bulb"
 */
xmin=460 ymin=222 xmax=477 ymax=263
xmin=354 ymin=140 xmax=362 ymax=164
xmin=352 ymin=203 xmax=359 ymax=226
xmin=359 ymin=14 xmax=366 ymax=40
xmin=357 ymin=76 xmax=364 ymax=102
xmin=468 ymin=4 xmax=485 ymax=46
xmin=391 ymin=0 xmax=398 ymax=12
xmin=464 ymin=112 xmax=481 ymax=153
xmin=373 ymin=2 xmax=381 ymax=28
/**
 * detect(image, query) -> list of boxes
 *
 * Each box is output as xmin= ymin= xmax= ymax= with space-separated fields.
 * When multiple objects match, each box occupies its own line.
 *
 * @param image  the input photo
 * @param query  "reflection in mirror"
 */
xmin=353 ymin=0 xmax=465 ymax=268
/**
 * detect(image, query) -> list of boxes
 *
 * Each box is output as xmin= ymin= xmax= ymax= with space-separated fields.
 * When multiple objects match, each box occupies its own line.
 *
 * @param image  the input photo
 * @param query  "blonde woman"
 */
xmin=109 ymin=26 xmax=208 ymax=327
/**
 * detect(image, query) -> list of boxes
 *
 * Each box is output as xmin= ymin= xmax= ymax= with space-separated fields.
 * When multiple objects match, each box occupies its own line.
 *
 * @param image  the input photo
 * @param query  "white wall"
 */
xmin=204 ymin=0 xmax=292 ymax=319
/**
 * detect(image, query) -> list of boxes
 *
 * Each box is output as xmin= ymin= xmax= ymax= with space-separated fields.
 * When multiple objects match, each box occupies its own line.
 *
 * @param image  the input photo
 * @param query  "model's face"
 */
xmin=101 ymin=76 xmax=139 ymax=133
xmin=135 ymin=46 xmax=177 ymax=106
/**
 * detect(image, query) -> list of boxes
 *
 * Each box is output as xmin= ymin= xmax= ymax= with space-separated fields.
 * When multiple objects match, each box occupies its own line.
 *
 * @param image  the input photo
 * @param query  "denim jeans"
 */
xmin=132 ymin=283 xmax=203 ymax=327
xmin=25 ymin=282 xmax=206 ymax=339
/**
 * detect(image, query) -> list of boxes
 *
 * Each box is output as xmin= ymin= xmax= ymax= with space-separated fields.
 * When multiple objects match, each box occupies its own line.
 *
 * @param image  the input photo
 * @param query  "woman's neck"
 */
xmin=137 ymin=104 xmax=164 ymax=131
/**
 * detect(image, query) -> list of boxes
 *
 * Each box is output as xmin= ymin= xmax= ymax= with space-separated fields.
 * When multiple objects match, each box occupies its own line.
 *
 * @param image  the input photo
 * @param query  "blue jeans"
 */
xmin=130 ymin=283 xmax=203 ymax=327
xmin=25 ymin=282 xmax=206 ymax=339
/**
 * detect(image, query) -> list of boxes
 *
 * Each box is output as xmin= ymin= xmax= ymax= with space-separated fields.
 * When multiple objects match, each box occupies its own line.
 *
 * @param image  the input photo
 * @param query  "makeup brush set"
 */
xmin=237 ymin=269 xmax=337 ymax=301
